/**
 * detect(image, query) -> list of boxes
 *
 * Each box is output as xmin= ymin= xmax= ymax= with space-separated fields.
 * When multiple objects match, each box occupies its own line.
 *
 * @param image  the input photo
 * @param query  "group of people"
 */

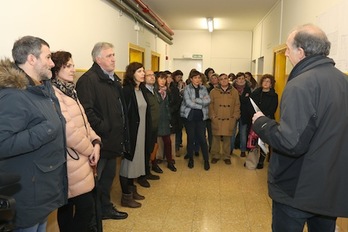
xmin=177 ymin=67 xmax=278 ymax=171
xmin=0 ymin=38 xmax=154 ymax=232
xmin=1 ymin=23 xmax=348 ymax=232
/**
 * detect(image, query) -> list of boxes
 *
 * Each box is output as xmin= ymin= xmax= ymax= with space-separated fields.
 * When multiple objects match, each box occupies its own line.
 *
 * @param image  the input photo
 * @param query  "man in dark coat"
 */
xmin=252 ymin=24 xmax=348 ymax=231
xmin=76 ymin=42 xmax=128 ymax=221
xmin=0 ymin=36 xmax=68 ymax=230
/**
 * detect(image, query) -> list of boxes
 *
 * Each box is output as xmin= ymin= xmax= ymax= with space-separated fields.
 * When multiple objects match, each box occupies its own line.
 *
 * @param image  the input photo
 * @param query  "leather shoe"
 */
xmin=102 ymin=206 xmax=128 ymax=220
xmin=204 ymin=161 xmax=210 ymax=171
xmin=224 ymin=159 xmax=231 ymax=165
xmin=188 ymin=158 xmax=194 ymax=168
xmin=137 ymin=176 xmax=150 ymax=188
xmin=146 ymin=173 xmax=160 ymax=180
xmin=256 ymin=163 xmax=264 ymax=169
xmin=152 ymin=163 xmax=163 ymax=173
xmin=167 ymin=162 xmax=177 ymax=172
xmin=211 ymin=158 xmax=219 ymax=164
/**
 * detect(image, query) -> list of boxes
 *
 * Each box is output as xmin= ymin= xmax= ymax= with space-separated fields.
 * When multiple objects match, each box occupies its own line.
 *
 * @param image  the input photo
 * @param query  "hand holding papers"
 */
xmin=250 ymin=98 xmax=269 ymax=154
xmin=250 ymin=98 xmax=261 ymax=112
xmin=258 ymin=136 xmax=269 ymax=154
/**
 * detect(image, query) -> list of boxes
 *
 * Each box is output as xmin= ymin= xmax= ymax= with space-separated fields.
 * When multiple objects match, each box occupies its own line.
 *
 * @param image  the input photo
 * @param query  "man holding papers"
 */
xmin=252 ymin=24 xmax=348 ymax=232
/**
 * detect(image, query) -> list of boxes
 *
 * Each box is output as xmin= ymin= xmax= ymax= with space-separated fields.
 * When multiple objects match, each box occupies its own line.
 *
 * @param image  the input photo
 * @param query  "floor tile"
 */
xmin=47 ymin=147 xmax=274 ymax=232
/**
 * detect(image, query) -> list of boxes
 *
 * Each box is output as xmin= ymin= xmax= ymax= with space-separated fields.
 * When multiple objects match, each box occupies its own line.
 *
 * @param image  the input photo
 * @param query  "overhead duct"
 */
xmin=106 ymin=0 xmax=173 ymax=45
xmin=123 ymin=0 xmax=174 ymax=37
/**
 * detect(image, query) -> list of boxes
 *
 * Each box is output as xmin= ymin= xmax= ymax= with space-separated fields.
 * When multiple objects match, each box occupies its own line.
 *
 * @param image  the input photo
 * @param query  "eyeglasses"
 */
xmin=145 ymin=74 xmax=155 ymax=77
xmin=219 ymin=77 xmax=229 ymax=81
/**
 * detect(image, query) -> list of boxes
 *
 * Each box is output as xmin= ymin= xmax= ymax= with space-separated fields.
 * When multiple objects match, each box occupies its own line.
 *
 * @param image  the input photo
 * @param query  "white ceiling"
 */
xmin=141 ymin=0 xmax=279 ymax=31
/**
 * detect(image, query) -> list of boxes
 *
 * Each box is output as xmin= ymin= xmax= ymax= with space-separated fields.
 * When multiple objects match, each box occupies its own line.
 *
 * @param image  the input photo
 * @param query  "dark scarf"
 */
xmin=287 ymin=55 xmax=331 ymax=83
xmin=158 ymin=85 xmax=167 ymax=100
xmin=52 ymin=78 xmax=77 ymax=100
xmin=219 ymin=84 xmax=232 ymax=93
xmin=234 ymin=83 xmax=245 ymax=95
xmin=193 ymin=84 xmax=200 ymax=98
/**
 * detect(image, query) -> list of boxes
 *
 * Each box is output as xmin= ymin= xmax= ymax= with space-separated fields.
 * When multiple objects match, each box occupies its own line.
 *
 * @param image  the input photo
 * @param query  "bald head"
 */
xmin=145 ymin=70 xmax=156 ymax=85
xmin=291 ymin=24 xmax=331 ymax=57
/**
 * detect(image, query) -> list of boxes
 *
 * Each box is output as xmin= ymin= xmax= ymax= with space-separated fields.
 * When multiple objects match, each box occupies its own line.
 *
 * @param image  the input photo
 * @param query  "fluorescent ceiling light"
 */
xmin=207 ymin=18 xmax=214 ymax=32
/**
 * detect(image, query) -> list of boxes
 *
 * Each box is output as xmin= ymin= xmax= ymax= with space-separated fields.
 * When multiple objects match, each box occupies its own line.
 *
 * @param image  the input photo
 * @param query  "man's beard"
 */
xmin=38 ymin=70 xmax=52 ymax=81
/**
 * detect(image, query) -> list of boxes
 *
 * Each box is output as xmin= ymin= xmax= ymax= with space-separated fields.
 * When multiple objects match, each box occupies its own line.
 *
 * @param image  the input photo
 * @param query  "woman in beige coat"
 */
xmin=51 ymin=51 xmax=101 ymax=232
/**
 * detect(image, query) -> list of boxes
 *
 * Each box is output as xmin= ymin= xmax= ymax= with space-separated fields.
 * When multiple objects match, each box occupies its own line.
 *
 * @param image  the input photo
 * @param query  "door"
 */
xmin=273 ymin=44 xmax=287 ymax=121
xmin=129 ymin=43 xmax=145 ymax=65
xmin=172 ymin=58 xmax=203 ymax=81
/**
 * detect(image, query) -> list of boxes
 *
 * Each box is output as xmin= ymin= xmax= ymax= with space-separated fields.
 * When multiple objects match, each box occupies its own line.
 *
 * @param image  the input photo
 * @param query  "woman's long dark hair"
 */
xmin=123 ymin=62 xmax=144 ymax=87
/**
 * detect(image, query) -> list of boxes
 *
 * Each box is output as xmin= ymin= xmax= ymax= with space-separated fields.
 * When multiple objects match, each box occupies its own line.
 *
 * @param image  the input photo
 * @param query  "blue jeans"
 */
xmin=230 ymin=119 xmax=248 ymax=152
xmin=272 ymin=201 xmax=336 ymax=232
xmin=14 ymin=221 xmax=47 ymax=232
xmin=184 ymin=119 xmax=209 ymax=161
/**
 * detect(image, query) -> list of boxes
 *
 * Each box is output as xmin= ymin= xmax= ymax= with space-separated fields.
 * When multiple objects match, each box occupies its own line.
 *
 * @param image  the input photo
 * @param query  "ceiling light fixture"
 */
xmin=207 ymin=18 xmax=214 ymax=32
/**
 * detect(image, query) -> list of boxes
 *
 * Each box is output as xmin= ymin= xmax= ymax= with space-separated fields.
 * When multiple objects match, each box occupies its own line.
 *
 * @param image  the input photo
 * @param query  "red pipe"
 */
xmin=134 ymin=0 xmax=174 ymax=36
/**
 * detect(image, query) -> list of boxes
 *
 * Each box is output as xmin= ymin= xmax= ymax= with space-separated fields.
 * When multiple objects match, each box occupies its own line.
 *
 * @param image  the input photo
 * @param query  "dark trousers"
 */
xmin=97 ymin=157 xmax=116 ymax=212
xmin=159 ymin=135 xmax=173 ymax=162
xmin=206 ymin=119 xmax=213 ymax=151
xmin=57 ymin=192 xmax=94 ymax=232
xmin=145 ymin=130 xmax=157 ymax=175
xmin=272 ymin=201 xmax=336 ymax=232
xmin=184 ymin=119 xmax=209 ymax=161
xmin=175 ymin=129 xmax=182 ymax=150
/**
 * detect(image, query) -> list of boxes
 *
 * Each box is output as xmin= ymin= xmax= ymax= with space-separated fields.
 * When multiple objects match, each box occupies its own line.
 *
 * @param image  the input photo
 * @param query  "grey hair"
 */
xmin=12 ymin=36 xmax=50 ymax=65
xmin=292 ymin=24 xmax=331 ymax=57
xmin=91 ymin=42 xmax=114 ymax=62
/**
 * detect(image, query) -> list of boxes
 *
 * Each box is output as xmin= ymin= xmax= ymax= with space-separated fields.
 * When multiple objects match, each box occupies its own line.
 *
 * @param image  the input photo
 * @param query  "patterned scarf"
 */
xmin=234 ymin=83 xmax=245 ymax=95
xmin=158 ymin=85 xmax=167 ymax=100
xmin=51 ymin=78 xmax=77 ymax=100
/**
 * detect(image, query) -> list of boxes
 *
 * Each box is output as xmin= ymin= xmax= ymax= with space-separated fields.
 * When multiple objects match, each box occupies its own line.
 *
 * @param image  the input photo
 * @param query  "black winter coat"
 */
xmin=251 ymin=87 xmax=278 ymax=119
xmin=168 ymin=83 xmax=182 ymax=134
xmin=233 ymin=83 xmax=253 ymax=126
xmin=76 ymin=63 xmax=130 ymax=158
xmin=0 ymin=59 xmax=68 ymax=227
xmin=143 ymin=86 xmax=159 ymax=148
xmin=123 ymin=84 xmax=153 ymax=161
xmin=253 ymin=55 xmax=348 ymax=217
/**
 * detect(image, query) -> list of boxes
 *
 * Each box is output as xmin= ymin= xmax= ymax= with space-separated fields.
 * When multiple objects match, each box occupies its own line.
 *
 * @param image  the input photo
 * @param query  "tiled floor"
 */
xmin=46 ymin=145 xmax=347 ymax=232
xmin=47 ymin=148 xmax=273 ymax=232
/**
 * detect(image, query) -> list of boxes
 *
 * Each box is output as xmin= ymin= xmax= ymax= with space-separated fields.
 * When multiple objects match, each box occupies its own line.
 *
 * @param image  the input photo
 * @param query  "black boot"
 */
xmin=137 ymin=175 xmax=150 ymax=188
xmin=167 ymin=162 xmax=177 ymax=172
xmin=204 ymin=160 xmax=210 ymax=171
xmin=188 ymin=158 xmax=194 ymax=168
xmin=152 ymin=162 xmax=163 ymax=173
xmin=257 ymin=150 xmax=266 ymax=169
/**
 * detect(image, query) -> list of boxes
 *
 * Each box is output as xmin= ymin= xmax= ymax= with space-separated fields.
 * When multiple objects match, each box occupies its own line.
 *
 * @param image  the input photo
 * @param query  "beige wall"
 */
xmin=171 ymin=30 xmax=252 ymax=74
xmin=253 ymin=0 xmax=344 ymax=76
xmin=0 ymin=0 xmax=168 ymax=72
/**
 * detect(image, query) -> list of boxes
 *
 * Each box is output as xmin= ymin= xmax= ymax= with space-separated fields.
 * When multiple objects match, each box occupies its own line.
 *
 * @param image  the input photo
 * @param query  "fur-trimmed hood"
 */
xmin=0 ymin=58 xmax=28 ymax=89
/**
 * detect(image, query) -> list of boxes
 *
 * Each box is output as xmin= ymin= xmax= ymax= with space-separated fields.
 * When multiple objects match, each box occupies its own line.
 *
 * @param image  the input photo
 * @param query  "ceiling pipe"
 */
xmin=106 ymin=0 xmax=173 ymax=45
xmin=122 ymin=0 xmax=173 ymax=39
xmin=133 ymin=0 xmax=174 ymax=36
